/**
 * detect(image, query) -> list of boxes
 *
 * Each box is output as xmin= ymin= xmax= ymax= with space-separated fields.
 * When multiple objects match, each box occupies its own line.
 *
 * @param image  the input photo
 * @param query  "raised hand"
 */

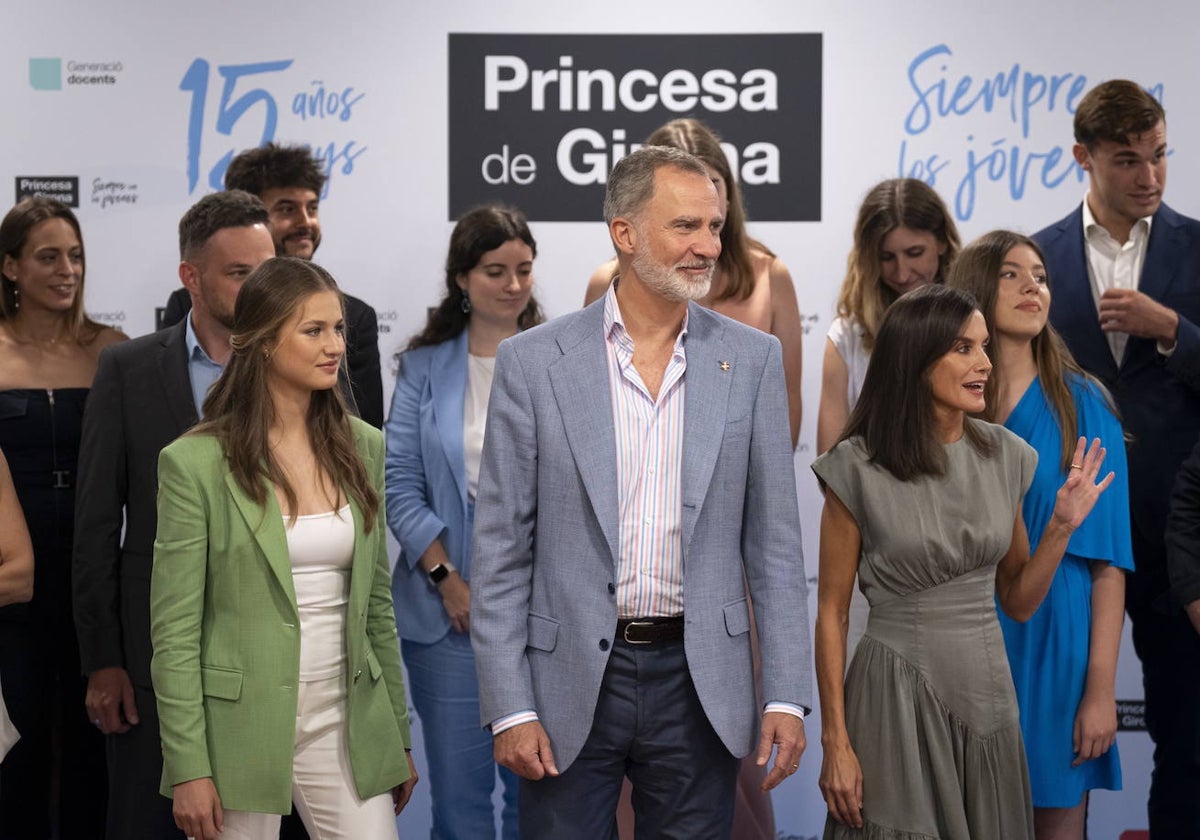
xmin=1051 ymin=437 xmax=1115 ymax=531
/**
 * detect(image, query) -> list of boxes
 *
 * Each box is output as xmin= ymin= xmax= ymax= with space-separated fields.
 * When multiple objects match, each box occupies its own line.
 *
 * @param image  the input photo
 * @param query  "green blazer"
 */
xmin=150 ymin=418 xmax=412 ymax=813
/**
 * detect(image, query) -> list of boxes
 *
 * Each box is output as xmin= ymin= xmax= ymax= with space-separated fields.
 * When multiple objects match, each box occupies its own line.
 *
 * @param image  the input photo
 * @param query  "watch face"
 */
xmin=429 ymin=564 xmax=450 ymax=584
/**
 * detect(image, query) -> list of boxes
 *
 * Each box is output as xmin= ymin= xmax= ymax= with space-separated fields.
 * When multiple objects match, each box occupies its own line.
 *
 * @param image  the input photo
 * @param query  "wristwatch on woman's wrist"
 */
xmin=427 ymin=561 xmax=457 ymax=587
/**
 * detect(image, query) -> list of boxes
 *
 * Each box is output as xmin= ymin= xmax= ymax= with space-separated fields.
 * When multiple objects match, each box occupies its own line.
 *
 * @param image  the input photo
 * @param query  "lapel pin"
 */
xmin=719 ymin=360 xmax=731 ymax=371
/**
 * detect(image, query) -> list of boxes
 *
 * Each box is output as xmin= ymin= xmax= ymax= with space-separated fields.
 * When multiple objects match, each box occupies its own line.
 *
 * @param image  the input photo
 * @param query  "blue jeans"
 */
xmin=402 ymin=631 xmax=518 ymax=840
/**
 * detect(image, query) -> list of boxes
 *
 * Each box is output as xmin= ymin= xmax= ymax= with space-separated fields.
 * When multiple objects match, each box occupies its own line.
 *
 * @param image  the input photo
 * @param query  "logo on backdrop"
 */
xmin=15 ymin=176 xmax=79 ymax=207
xmin=178 ymin=58 xmax=367 ymax=195
xmin=28 ymin=58 xmax=124 ymax=90
xmin=1116 ymin=700 xmax=1147 ymax=731
xmin=447 ymin=34 xmax=822 ymax=222
xmin=895 ymin=44 xmax=1165 ymax=222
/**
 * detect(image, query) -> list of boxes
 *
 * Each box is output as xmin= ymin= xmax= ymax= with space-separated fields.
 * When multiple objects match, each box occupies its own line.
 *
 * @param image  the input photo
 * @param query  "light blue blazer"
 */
xmin=470 ymin=300 xmax=813 ymax=771
xmin=386 ymin=331 xmax=471 ymax=644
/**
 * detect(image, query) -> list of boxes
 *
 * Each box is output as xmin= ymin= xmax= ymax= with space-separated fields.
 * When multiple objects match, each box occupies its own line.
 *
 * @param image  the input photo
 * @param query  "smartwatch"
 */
xmin=427 ymin=561 xmax=457 ymax=587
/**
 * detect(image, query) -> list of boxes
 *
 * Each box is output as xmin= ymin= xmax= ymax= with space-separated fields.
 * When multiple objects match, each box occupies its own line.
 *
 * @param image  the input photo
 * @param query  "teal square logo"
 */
xmin=29 ymin=58 xmax=62 ymax=91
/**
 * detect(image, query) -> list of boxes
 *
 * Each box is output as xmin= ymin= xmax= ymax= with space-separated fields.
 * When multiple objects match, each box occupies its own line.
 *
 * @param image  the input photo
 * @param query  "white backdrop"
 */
xmin=5 ymin=2 xmax=1194 ymax=837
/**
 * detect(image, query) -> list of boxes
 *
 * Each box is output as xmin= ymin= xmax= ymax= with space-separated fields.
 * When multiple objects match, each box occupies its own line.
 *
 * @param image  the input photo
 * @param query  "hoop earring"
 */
xmin=461 ymin=293 xmax=472 ymax=314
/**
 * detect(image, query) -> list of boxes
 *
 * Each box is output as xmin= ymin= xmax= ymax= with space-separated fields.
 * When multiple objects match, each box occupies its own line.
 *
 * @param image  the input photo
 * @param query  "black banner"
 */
xmin=448 ymin=33 xmax=822 ymax=222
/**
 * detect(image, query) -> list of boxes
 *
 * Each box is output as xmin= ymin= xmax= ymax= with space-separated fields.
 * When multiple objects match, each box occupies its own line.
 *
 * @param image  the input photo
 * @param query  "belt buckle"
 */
xmin=623 ymin=620 xmax=655 ymax=645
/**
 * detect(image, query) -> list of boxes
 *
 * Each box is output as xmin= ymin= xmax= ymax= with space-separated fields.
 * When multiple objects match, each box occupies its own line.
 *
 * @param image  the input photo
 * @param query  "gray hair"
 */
xmin=603 ymin=145 xmax=710 ymax=224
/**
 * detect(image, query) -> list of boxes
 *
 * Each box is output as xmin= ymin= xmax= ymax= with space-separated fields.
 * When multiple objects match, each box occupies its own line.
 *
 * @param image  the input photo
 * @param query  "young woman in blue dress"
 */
xmin=947 ymin=231 xmax=1132 ymax=840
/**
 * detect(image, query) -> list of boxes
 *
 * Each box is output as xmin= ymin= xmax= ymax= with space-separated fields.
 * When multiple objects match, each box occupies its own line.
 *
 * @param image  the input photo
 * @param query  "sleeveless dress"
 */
xmin=999 ymin=376 xmax=1132 ymax=807
xmin=812 ymin=419 xmax=1037 ymax=839
xmin=0 ymin=388 xmax=106 ymax=838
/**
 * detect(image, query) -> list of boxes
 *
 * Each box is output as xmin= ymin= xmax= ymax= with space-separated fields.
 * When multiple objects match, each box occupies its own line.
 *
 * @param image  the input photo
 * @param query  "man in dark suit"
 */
xmin=73 ymin=191 xmax=276 ymax=838
xmin=160 ymin=143 xmax=384 ymax=427
xmin=1034 ymin=79 xmax=1200 ymax=835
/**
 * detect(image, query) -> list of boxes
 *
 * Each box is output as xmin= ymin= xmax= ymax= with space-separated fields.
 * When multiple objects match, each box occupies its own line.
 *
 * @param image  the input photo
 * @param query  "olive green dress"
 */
xmin=812 ymin=419 xmax=1037 ymax=840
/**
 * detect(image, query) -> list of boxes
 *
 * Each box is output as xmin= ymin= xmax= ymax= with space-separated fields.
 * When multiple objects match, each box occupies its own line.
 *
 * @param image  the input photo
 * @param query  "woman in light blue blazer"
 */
xmin=386 ymin=206 xmax=543 ymax=839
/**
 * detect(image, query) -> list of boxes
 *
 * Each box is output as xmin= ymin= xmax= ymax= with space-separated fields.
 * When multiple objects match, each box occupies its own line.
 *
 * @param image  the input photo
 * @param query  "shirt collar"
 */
xmin=602 ymin=277 xmax=690 ymax=346
xmin=1082 ymin=193 xmax=1153 ymax=242
xmin=184 ymin=311 xmax=221 ymax=367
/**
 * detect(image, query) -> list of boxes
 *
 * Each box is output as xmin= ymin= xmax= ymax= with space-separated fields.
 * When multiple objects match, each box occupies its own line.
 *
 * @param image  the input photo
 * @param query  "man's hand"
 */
xmin=1099 ymin=288 xmax=1179 ymax=345
xmin=755 ymin=710 xmax=807 ymax=791
xmin=85 ymin=666 xmax=138 ymax=735
xmin=391 ymin=751 xmax=420 ymax=814
xmin=494 ymin=721 xmax=559 ymax=781
xmin=172 ymin=777 xmax=223 ymax=840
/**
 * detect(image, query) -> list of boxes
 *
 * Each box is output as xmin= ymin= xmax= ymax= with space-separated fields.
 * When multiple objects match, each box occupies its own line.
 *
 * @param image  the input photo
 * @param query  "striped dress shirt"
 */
xmin=603 ymin=283 xmax=688 ymax=619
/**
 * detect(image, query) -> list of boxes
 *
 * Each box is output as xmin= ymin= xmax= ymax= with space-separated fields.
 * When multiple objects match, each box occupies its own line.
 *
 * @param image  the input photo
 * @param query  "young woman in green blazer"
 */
xmin=150 ymin=257 xmax=416 ymax=840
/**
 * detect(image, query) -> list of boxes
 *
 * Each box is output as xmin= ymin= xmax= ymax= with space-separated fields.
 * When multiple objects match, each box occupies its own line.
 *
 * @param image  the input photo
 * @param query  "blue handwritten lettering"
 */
xmin=292 ymin=80 xmax=365 ymax=122
xmin=954 ymin=136 xmax=1084 ymax=220
xmin=179 ymin=58 xmax=294 ymax=193
xmin=905 ymin=44 xmax=1088 ymax=139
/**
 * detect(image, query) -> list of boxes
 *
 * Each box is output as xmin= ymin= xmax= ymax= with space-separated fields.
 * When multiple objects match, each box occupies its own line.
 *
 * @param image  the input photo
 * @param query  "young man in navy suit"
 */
xmin=1034 ymin=79 xmax=1200 ymax=836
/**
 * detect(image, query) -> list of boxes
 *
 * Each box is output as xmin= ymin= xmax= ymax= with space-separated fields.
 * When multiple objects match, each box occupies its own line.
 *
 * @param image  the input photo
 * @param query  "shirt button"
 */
xmin=354 ymin=670 xmax=363 ymax=682
xmin=599 ymin=639 xmax=610 ymax=651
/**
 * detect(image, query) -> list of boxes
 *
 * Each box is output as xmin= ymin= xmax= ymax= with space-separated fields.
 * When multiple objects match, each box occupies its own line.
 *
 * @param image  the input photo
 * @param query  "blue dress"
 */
xmin=999 ymin=375 xmax=1133 ymax=808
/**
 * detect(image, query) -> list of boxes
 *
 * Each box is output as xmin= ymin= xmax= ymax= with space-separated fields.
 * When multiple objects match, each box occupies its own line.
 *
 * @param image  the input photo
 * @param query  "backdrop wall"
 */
xmin=5 ymin=2 xmax=1190 ymax=837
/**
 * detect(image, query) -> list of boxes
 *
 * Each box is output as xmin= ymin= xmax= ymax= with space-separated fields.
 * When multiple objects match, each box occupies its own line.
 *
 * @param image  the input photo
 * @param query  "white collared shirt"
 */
xmin=1081 ymin=195 xmax=1153 ymax=363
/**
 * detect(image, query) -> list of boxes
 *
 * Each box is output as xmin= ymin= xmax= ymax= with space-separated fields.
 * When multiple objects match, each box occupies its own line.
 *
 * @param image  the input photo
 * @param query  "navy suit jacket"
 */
xmin=1035 ymin=202 xmax=1200 ymax=611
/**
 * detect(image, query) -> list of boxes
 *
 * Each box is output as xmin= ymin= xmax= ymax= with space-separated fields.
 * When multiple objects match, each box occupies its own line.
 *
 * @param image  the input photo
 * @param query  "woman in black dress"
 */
xmin=0 ymin=197 xmax=125 ymax=838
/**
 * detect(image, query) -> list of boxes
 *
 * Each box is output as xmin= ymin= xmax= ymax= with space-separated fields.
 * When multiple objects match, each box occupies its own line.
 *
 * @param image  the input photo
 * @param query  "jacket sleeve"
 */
xmin=150 ymin=443 xmax=214 ymax=786
xmin=1167 ymin=434 xmax=1200 ymax=609
xmin=742 ymin=338 xmax=812 ymax=710
xmin=72 ymin=345 xmax=129 ymax=674
xmin=469 ymin=339 xmax=540 ymax=726
xmin=347 ymin=300 xmax=384 ymax=429
xmin=384 ymin=352 xmax=446 ymax=569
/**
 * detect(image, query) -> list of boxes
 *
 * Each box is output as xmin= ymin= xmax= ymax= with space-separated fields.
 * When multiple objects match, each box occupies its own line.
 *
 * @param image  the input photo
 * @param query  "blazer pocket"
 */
xmin=366 ymin=648 xmax=383 ymax=681
xmin=724 ymin=415 xmax=752 ymax=438
xmin=526 ymin=613 xmax=559 ymax=653
xmin=723 ymin=598 xmax=750 ymax=637
xmin=201 ymin=665 xmax=243 ymax=701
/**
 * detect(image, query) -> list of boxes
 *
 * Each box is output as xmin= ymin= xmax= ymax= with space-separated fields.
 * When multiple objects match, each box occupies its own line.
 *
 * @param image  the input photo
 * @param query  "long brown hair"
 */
xmin=842 ymin=284 xmax=994 ymax=480
xmin=195 ymin=257 xmax=379 ymax=530
xmin=645 ymin=118 xmax=771 ymax=302
xmin=946 ymin=230 xmax=1114 ymax=470
xmin=407 ymin=205 xmax=543 ymax=352
xmin=0 ymin=197 xmax=104 ymax=343
xmin=837 ymin=179 xmax=960 ymax=351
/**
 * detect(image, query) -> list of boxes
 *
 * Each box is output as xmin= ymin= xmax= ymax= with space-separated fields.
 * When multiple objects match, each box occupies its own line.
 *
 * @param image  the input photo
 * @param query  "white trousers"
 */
xmin=216 ymin=672 xmax=398 ymax=840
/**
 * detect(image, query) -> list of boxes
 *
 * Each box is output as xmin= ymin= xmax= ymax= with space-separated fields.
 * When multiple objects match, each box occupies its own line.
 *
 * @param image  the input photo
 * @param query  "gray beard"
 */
xmin=631 ymin=248 xmax=713 ymax=303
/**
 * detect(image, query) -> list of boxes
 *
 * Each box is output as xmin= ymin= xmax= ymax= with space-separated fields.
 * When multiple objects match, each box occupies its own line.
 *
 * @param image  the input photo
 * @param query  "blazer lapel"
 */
xmin=160 ymin=320 xmax=201 ymax=431
xmin=1124 ymin=204 xmax=1188 ymax=374
xmin=547 ymin=305 xmax=620 ymax=565
xmin=346 ymin=495 xmax=374 ymax=617
xmin=680 ymin=305 xmax=732 ymax=555
xmin=1046 ymin=209 xmax=1119 ymax=381
xmin=224 ymin=472 xmax=297 ymax=615
xmin=430 ymin=332 xmax=469 ymax=509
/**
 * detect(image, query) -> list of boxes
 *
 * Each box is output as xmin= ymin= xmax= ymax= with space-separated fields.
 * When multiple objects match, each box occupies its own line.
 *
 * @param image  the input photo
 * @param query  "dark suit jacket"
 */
xmin=73 ymin=321 xmax=198 ymax=687
xmin=1167 ymin=435 xmax=1200 ymax=610
xmin=1035 ymin=202 xmax=1200 ymax=611
xmin=161 ymin=286 xmax=383 ymax=428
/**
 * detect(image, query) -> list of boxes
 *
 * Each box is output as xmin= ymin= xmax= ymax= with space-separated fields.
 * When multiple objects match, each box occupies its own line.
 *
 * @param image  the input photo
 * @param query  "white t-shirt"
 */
xmin=827 ymin=316 xmax=871 ymax=411
xmin=464 ymin=353 xmax=496 ymax=501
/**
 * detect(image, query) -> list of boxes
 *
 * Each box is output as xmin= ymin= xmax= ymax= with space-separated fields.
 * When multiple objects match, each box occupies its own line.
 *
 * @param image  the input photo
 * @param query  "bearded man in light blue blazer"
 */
xmin=470 ymin=145 xmax=812 ymax=839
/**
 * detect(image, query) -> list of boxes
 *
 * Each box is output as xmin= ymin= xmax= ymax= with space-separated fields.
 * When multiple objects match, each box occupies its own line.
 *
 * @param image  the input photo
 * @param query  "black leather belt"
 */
xmin=616 ymin=616 xmax=685 ymax=645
